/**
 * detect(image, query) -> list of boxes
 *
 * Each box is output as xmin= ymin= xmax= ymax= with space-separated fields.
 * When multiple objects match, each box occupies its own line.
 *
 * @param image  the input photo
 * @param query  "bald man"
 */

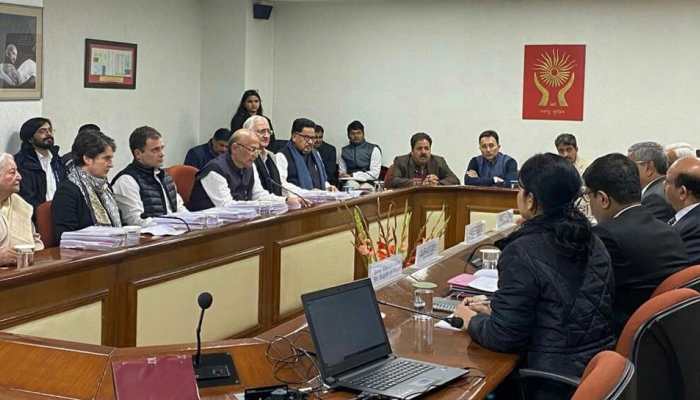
xmin=666 ymin=157 xmax=700 ymax=265
xmin=188 ymin=129 xmax=301 ymax=211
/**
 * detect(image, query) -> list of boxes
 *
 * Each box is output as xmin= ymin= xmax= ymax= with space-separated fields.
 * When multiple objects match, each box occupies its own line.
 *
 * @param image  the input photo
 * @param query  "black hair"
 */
xmin=235 ymin=89 xmax=264 ymax=117
xmin=583 ymin=153 xmax=641 ymax=204
xmin=675 ymin=173 xmax=700 ymax=198
xmin=410 ymin=132 xmax=432 ymax=149
xmin=291 ymin=118 xmax=316 ymax=135
xmin=78 ymin=124 xmax=100 ymax=135
xmin=213 ymin=128 xmax=232 ymax=142
xmin=347 ymin=120 xmax=364 ymax=134
xmin=479 ymin=130 xmax=499 ymax=144
xmin=72 ymin=131 xmax=116 ymax=166
xmin=19 ymin=117 xmax=51 ymax=142
xmin=129 ymin=126 xmax=161 ymax=152
xmin=520 ymin=153 xmax=592 ymax=257
xmin=315 ymin=124 xmax=324 ymax=134
xmin=555 ymin=133 xmax=578 ymax=149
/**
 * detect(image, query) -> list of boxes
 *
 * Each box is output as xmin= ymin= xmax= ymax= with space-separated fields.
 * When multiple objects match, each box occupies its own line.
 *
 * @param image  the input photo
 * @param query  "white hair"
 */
xmin=0 ymin=153 xmax=14 ymax=171
xmin=242 ymin=115 xmax=267 ymax=130
xmin=665 ymin=142 xmax=697 ymax=160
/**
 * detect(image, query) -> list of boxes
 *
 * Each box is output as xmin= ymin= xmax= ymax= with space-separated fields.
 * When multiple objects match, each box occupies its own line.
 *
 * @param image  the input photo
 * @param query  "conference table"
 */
xmin=0 ymin=185 xmax=519 ymax=399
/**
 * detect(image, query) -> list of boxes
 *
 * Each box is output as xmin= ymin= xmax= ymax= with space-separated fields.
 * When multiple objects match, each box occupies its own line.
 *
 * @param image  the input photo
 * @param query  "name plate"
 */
xmin=368 ymin=255 xmax=404 ymax=288
xmin=415 ymin=238 xmax=441 ymax=268
xmin=496 ymin=209 xmax=516 ymax=231
xmin=464 ymin=220 xmax=487 ymax=245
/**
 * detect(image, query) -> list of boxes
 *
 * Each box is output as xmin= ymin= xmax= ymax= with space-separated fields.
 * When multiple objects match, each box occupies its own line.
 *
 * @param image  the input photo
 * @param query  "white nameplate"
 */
xmin=368 ymin=255 xmax=404 ymax=288
xmin=464 ymin=220 xmax=487 ymax=245
xmin=496 ymin=209 xmax=516 ymax=231
xmin=415 ymin=238 xmax=441 ymax=268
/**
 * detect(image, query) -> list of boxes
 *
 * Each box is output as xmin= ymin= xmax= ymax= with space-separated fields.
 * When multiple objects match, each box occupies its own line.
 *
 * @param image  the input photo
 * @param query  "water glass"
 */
xmin=203 ymin=211 xmax=220 ymax=228
xmin=481 ymin=248 xmax=501 ymax=270
xmin=412 ymin=281 xmax=437 ymax=320
xmin=14 ymin=244 xmax=35 ymax=268
xmin=123 ymin=225 xmax=141 ymax=246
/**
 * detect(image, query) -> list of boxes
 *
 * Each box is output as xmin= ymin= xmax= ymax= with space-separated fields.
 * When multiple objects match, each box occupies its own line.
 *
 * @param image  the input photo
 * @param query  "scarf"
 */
xmin=285 ymin=141 xmax=328 ymax=190
xmin=0 ymin=193 xmax=37 ymax=248
xmin=67 ymin=166 xmax=122 ymax=227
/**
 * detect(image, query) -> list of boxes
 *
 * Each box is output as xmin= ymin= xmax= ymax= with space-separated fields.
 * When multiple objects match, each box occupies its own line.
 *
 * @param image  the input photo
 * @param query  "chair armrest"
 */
xmin=518 ymin=368 xmax=581 ymax=388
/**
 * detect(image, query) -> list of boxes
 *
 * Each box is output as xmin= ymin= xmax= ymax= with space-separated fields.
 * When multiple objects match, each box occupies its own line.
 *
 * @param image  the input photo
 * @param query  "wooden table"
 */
xmin=0 ymin=186 xmax=517 ymax=348
xmin=0 ymin=233 xmax=518 ymax=399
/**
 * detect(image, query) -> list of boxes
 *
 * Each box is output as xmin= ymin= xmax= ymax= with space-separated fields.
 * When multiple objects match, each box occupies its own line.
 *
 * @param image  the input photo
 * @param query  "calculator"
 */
xmin=433 ymin=297 xmax=461 ymax=313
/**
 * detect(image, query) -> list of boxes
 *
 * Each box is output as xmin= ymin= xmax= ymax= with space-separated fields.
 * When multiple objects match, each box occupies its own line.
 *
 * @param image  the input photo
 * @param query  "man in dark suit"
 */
xmin=665 ymin=156 xmax=700 ymax=265
xmin=583 ymin=153 xmax=688 ymax=333
xmin=387 ymin=132 xmax=459 ymax=188
xmin=628 ymin=141 xmax=675 ymax=222
xmin=312 ymin=125 xmax=338 ymax=187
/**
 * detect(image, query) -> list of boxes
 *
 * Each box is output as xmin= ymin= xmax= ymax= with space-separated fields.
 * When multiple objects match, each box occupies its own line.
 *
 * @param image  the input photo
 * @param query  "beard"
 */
xmin=33 ymin=137 xmax=54 ymax=149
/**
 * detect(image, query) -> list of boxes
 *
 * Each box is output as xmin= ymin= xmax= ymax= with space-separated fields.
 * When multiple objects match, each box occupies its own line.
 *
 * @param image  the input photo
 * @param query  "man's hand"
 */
xmin=327 ymin=185 xmax=338 ymax=192
xmin=466 ymin=170 xmax=479 ymax=178
xmin=339 ymin=172 xmax=350 ymax=178
xmin=454 ymin=301 xmax=477 ymax=331
xmin=0 ymin=247 xmax=18 ymax=266
xmin=424 ymin=174 xmax=439 ymax=186
xmin=286 ymin=196 xmax=302 ymax=209
xmin=493 ymin=176 xmax=504 ymax=184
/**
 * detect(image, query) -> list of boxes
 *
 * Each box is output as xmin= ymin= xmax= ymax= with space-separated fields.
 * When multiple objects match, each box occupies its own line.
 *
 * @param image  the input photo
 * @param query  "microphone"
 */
xmin=267 ymin=178 xmax=313 ymax=208
xmin=376 ymin=299 xmax=464 ymax=329
xmin=191 ymin=292 xmax=239 ymax=388
xmin=154 ymin=215 xmax=192 ymax=232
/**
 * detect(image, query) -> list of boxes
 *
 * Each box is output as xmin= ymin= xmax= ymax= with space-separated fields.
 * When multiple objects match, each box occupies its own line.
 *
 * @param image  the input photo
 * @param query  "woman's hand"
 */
xmin=0 ymin=247 xmax=18 ymax=266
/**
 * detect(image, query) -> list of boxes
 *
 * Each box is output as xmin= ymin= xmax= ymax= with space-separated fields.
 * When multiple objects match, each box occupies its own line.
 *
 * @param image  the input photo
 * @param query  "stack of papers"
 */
xmin=299 ymin=190 xmax=360 ymax=203
xmin=210 ymin=206 xmax=260 ymax=222
xmin=226 ymin=200 xmax=288 ymax=216
xmin=60 ymin=226 xmax=128 ymax=250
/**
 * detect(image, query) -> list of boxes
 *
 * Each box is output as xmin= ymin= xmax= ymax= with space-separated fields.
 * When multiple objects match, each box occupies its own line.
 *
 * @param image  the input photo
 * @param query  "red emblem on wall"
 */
xmin=522 ymin=44 xmax=586 ymax=121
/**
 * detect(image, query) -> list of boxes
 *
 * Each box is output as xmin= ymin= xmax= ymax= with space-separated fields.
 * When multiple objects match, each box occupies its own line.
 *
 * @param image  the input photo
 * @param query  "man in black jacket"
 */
xmin=112 ymin=126 xmax=186 ymax=226
xmin=665 ymin=157 xmax=700 ymax=265
xmin=312 ymin=125 xmax=338 ymax=188
xmin=14 ymin=117 xmax=67 ymax=213
xmin=583 ymin=153 xmax=689 ymax=332
xmin=628 ymin=141 xmax=675 ymax=222
xmin=184 ymin=128 xmax=231 ymax=170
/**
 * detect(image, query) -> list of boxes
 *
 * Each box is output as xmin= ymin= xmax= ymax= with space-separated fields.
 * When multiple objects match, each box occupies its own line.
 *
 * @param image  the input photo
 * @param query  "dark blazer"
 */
xmin=469 ymin=219 xmax=615 ymax=382
xmin=316 ymin=142 xmax=338 ymax=187
xmin=464 ymin=153 xmax=518 ymax=186
xmin=184 ymin=141 xmax=217 ymax=170
xmin=387 ymin=154 xmax=459 ymax=188
xmin=593 ymin=205 xmax=688 ymax=332
xmin=641 ymin=177 xmax=675 ymax=222
xmin=51 ymin=180 xmax=96 ymax=244
xmin=14 ymin=142 xmax=67 ymax=213
xmin=672 ymin=204 xmax=700 ymax=266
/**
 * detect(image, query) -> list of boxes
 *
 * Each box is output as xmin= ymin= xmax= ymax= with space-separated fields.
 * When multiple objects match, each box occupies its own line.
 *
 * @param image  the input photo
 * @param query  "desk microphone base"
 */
xmin=192 ymin=352 xmax=239 ymax=388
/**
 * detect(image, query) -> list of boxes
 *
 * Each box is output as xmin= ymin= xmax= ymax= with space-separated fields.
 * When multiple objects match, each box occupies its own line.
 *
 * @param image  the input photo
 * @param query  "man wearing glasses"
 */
xmin=243 ymin=115 xmax=287 ymax=197
xmin=189 ymin=129 xmax=301 ymax=211
xmin=276 ymin=118 xmax=338 ymax=192
xmin=14 ymin=117 xmax=67 ymax=213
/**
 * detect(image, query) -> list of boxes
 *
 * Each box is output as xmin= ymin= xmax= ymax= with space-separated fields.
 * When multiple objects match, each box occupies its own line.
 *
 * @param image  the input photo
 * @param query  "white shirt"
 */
xmin=112 ymin=172 xmax=187 ymax=227
xmin=275 ymin=152 xmax=333 ymax=192
xmin=613 ymin=203 xmax=642 ymax=219
xmin=672 ymin=202 xmax=700 ymax=225
xmin=338 ymin=147 xmax=382 ymax=181
xmin=200 ymin=168 xmax=285 ymax=208
xmin=36 ymin=150 xmax=56 ymax=201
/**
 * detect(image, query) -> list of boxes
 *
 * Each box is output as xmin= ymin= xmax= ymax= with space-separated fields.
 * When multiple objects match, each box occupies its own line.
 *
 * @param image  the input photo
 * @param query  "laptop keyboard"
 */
xmin=348 ymin=360 xmax=435 ymax=391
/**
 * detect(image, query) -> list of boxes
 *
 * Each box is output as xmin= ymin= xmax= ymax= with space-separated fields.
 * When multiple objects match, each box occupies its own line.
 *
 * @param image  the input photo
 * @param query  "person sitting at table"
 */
xmin=112 ymin=126 xmax=187 ymax=226
xmin=0 ymin=153 xmax=43 ymax=265
xmin=188 ymin=129 xmax=301 ymax=210
xmin=313 ymin=124 xmax=339 ymax=188
xmin=52 ymin=131 xmax=121 ymax=243
xmin=184 ymin=128 xmax=232 ymax=170
xmin=456 ymin=153 xmax=615 ymax=399
xmin=243 ymin=115 xmax=288 ymax=197
xmin=464 ymin=130 xmax=518 ymax=186
xmin=339 ymin=120 xmax=382 ymax=190
xmin=276 ymin=118 xmax=337 ymax=192
xmin=386 ymin=132 xmax=459 ymax=188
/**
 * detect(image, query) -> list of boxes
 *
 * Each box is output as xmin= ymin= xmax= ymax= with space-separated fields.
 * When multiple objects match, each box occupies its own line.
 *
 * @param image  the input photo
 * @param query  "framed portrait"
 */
xmin=0 ymin=3 xmax=43 ymax=100
xmin=84 ymin=39 xmax=137 ymax=89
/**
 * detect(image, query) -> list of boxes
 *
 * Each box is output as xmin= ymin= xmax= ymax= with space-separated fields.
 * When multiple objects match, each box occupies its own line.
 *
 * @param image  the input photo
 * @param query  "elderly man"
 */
xmin=387 ymin=132 xmax=459 ymax=188
xmin=464 ymin=130 xmax=518 ymax=186
xmin=628 ymin=141 xmax=675 ymax=222
xmin=339 ymin=120 xmax=382 ymax=190
xmin=665 ymin=157 xmax=700 ymax=265
xmin=112 ymin=126 xmax=187 ymax=226
xmin=243 ymin=115 xmax=287 ymax=196
xmin=276 ymin=118 xmax=337 ymax=192
xmin=665 ymin=142 xmax=696 ymax=165
xmin=189 ymin=129 xmax=301 ymax=211
xmin=0 ymin=153 xmax=44 ymax=265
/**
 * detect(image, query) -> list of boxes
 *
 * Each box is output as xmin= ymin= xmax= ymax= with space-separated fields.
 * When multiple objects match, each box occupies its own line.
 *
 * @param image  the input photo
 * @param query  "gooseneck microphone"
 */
xmin=194 ymin=292 xmax=213 ymax=366
xmin=267 ymin=178 xmax=312 ymax=208
xmin=191 ymin=292 xmax=239 ymax=388
xmin=155 ymin=215 xmax=192 ymax=232
xmin=377 ymin=299 xmax=464 ymax=329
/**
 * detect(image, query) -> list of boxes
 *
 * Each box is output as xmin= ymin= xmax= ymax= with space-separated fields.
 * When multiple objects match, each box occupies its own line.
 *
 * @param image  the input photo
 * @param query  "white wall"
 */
xmin=41 ymin=0 xmax=202 ymax=172
xmin=0 ymin=0 xmax=42 ymax=154
xmin=271 ymin=0 xmax=700 ymax=175
xmin=245 ymin=4 xmax=275 ymax=120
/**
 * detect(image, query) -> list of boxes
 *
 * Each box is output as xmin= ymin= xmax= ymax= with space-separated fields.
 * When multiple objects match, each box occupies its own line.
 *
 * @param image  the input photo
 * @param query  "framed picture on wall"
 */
xmin=0 ymin=3 xmax=43 ymax=100
xmin=84 ymin=39 xmax=137 ymax=89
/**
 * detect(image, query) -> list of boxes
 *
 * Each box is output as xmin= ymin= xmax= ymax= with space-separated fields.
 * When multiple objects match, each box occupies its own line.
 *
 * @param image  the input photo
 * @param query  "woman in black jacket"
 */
xmin=456 ymin=153 xmax=615 ymax=399
xmin=229 ymin=90 xmax=284 ymax=152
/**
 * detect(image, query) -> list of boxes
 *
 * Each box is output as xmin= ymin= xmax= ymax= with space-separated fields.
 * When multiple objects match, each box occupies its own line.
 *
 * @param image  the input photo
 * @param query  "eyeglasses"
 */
xmin=295 ymin=133 xmax=316 ymax=143
xmin=235 ymin=142 xmax=262 ymax=156
xmin=255 ymin=128 xmax=272 ymax=137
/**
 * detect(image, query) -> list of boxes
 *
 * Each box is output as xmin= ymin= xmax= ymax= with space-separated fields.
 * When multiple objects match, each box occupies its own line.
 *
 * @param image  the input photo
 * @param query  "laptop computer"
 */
xmin=301 ymin=279 xmax=467 ymax=399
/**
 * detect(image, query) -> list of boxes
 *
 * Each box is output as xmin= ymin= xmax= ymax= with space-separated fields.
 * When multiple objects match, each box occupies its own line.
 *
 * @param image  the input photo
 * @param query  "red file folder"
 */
xmin=112 ymin=354 xmax=200 ymax=400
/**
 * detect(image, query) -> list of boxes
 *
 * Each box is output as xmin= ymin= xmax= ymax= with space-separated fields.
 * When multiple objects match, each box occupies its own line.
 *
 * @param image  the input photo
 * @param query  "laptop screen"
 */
xmin=302 ymin=279 xmax=392 ymax=379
